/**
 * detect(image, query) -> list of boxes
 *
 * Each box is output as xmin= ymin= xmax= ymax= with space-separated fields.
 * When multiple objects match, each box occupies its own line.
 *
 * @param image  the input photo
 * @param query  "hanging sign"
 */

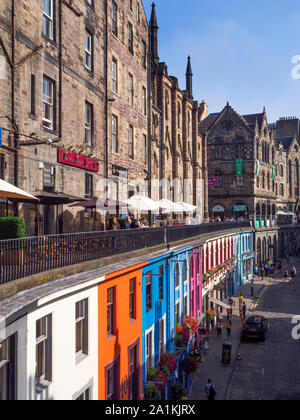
xmin=235 ymin=159 xmax=243 ymax=176
xmin=208 ymin=177 xmax=219 ymax=187
xmin=256 ymin=160 xmax=260 ymax=176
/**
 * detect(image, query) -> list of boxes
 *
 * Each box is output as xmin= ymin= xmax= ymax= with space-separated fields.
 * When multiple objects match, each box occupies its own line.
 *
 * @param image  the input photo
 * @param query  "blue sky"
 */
xmin=142 ymin=0 xmax=300 ymax=123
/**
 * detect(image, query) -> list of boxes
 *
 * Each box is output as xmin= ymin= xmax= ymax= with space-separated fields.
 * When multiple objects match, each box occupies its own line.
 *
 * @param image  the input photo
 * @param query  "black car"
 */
xmin=241 ymin=315 xmax=268 ymax=341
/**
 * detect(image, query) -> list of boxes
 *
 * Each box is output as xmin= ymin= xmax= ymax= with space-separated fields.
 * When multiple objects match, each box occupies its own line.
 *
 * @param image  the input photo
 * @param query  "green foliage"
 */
xmin=144 ymin=383 xmax=159 ymax=400
xmin=0 ymin=217 xmax=26 ymax=240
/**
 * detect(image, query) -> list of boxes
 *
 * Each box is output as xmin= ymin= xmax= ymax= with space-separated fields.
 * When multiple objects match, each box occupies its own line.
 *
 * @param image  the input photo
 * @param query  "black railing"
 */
xmin=0 ymin=222 xmax=252 ymax=284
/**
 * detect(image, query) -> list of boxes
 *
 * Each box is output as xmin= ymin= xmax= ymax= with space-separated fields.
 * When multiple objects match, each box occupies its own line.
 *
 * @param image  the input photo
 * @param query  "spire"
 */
xmin=186 ymin=56 xmax=193 ymax=100
xmin=150 ymin=3 xmax=159 ymax=65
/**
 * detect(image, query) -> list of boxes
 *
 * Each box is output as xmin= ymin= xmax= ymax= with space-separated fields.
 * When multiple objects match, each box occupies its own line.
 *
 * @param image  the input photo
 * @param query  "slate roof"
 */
xmin=242 ymin=113 xmax=264 ymax=130
xmin=275 ymin=136 xmax=294 ymax=150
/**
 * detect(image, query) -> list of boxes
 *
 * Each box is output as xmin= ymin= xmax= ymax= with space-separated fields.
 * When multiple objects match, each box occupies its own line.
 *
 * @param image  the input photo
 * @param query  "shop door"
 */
xmin=43 ymin=205 xmax=56 ymax=235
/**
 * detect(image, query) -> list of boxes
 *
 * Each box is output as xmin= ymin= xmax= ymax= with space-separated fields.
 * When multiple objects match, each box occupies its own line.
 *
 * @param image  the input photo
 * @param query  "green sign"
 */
xmin=256 ymin=160 xmax=260 ymax=177
xmin=272 ymin=165 xmax=275 ymax=180
xmin=235 ymin=159 xmax=243 ymax=176
xmin=233 ymin=204 xmax=247 ymax=212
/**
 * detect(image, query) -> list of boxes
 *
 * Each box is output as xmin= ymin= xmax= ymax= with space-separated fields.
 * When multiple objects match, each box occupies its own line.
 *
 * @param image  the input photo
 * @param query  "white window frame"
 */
xmin=84 ymin=102 xmax=93 ymax=146
xmin=145 ymin=325 xmax=155 ymax=375
xmin=158 ymin=314 xmax=166 ymax=358
xmin=112 ymin=115 xmax=118 ymax=153
xmin=42 ymin=77 xmax=54 ymax=130
xmin=112 ymin=58 xmax=118 ymax=93
xmin=43 ymin=0 xmax=54 ymax=40
xmin=75 ymin=299 xmax=89 ymax=360
xmin=85 ymin=31 xmax=92 ymax=71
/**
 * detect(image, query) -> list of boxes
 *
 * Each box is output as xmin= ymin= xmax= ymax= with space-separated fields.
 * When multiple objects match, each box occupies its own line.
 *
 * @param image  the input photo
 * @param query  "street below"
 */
xmin=189 ymin=258 xmax=300 ymax=401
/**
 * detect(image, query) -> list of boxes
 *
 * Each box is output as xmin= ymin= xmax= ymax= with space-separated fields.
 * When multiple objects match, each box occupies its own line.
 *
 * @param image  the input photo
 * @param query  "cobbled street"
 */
xmin=227 ymin=260 xmax=300 ymax=400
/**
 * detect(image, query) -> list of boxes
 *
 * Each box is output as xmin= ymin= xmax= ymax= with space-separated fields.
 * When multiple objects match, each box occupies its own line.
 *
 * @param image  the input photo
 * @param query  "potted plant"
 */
xmin=144 ymin=383 xmax=159 ymax=400
xmin=159 ymin=352 xmax=177 ymax=378
xmin=181 ymin=356 xmax=200 ymax=374
xmin=147 ymin=367 xmax=168 ymax=392
xmin=170 ymin=384 xmax=188 ymax=400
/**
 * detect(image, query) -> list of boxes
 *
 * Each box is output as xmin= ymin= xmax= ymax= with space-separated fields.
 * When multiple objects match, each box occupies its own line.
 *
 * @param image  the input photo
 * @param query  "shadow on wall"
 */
xmin=28 ymin=376 xmax=54 ymax=401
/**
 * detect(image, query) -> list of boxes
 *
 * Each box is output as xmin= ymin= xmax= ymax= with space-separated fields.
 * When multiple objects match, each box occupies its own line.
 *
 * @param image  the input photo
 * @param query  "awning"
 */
xmin=0 ymin=179 xmax=39 ymax=202
xmin=209 ymin=297 xmax=231 ymax=310
xmin=70 ymin=197 xmax=127 ymax=210
xmin=33 ymin=191 xmax=86 ymax=205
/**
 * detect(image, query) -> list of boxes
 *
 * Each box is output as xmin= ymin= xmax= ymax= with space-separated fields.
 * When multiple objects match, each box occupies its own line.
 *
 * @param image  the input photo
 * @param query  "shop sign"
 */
xmin=208 ymin=177 xmax=218 ymax=186
xmin=58 ymin=148 xmax=99 ymax=172
xmin=256 ymin=160 xmax=260 ymax=176
xmin=235 ymin=159 xmax=243 ymax=176
xmin=233 ymin=204 xmax=247 ymax=212
xmin=212 ymin=205 xmax=225 ymax=213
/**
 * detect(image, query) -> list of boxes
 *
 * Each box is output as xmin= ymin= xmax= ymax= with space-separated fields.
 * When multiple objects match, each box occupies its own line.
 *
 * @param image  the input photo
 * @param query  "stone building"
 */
xmin=0 ymin=0 xmax=207 ymax=235
xmin=149 ymin=4 xmax=206 ymax=222
xmin=0 ymin=0 xmax=106 ymax=235
xmin=199 ymin=103 xmax=281 ymax=265
xmin=106 ymin=0 xmax=149 ymax=202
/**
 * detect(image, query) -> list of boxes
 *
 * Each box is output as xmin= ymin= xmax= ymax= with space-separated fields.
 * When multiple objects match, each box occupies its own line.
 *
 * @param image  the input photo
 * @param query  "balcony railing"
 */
xmin=0 ymin=222 xmax=251 ymax=285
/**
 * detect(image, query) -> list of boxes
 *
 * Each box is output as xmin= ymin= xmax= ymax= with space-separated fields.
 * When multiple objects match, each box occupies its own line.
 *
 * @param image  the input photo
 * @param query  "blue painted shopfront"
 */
xmin=230 ymin=230 xmax=254 ymax=297
xmin=142 ymin=246 xmax=194 ymax=400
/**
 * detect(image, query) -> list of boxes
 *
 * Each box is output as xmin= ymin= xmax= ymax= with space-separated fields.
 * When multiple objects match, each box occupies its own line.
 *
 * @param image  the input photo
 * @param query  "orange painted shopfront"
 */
xmin=98 ymin=262 xmax=146 ymax=400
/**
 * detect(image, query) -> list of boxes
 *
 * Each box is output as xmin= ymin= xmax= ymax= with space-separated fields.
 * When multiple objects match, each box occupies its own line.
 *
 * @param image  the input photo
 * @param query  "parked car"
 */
xmin=241 ymin=315 xmax=268 ymax=341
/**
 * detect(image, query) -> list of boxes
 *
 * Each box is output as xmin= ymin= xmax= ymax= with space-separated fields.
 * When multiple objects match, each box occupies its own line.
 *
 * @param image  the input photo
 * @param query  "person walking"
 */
xmin=216 ymin=318 xmax=222 ymax=338
xmin=226 ymin=319 xmax=232 ymax=338
xmin=284 ymin=269 xmax=289 ymax=280
xmin=261 ymin=266 xmax=265 ymax=281
xmin=242 ymin=302 xmax=247 ymax=320
xmin=254 ymin=265 xmax=259 ymax=276
xmin=291 ymin=266 xmax=297 ymax=280
xmin=205 ymin=379 xmax=217 ymax=401
xmin=250 ymin=277 xmax=254 ymax=297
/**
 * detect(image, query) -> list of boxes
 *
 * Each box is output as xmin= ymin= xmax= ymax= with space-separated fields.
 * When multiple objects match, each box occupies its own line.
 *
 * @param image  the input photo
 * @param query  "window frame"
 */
xmin=42 ymin=76 xmax=55 ymax=130
xmin=84 ymin=101 xmax=93 ymax=146
xmin=75 ymin=299 xmax=89 ymax=359
xmin=43 ymin=0 xmax=54 ymax=40
xmin=85 ymin=30 xmax=93 ymax=72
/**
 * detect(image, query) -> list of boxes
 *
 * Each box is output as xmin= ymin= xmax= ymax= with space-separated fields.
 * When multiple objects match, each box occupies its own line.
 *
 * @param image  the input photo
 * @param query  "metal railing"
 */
xmin=0 ymin=222 xmax=251 ymax=284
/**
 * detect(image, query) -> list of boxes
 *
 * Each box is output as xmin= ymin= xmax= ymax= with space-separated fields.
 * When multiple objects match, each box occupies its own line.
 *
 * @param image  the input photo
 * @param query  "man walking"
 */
xmin=250 ymin=277 xmax=254 ymax=297
xmin=205 ymin=379 xmax=217 ymax=401
xmin=216 ymin=318 xmax=222 ymax=338
xmin=226 ymin=319 xmax=232 ymax=338
xmin=242 ymin=302 xmax=247 ymax=321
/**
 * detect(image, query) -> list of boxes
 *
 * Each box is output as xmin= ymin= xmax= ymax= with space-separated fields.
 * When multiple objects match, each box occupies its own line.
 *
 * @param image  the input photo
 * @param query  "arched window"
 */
xmin=289 ymin=160 xmax=292 ymax=197
xmin=262 ymin=238 xmax=267 ymax=264
xmin=257 ymin=238 xmax=262 ymax=267
xmin=272 ymin=147 xmax=275 ymax=165
xmin=256 ymin=203 xmax=261 ymax=219
xmin=295 ymin=159 xmax=299 ymax=197
xmin=262 ymin=171 xmax=265 ymax=189
xmin=183 ymin=258 xmax=188 ymax=282
xmin=256 ymin=140 xmax=260 ymax=160
xmin=165 ymin=92 xmax=169 ymax=120
xmin=177 ymin=103 xmax=181 ymax=128
xmin=267 ymin=172 xmax=270 ymax=190
xmin=266 ymin=144 xmax=270 ymax=164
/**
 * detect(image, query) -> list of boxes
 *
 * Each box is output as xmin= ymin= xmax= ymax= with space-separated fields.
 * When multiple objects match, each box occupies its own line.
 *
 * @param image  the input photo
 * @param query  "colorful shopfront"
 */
xmin=142 ymin=247 xmax=202 ymax=400
xmin=231 ymin=230 xmax=254 ymax=296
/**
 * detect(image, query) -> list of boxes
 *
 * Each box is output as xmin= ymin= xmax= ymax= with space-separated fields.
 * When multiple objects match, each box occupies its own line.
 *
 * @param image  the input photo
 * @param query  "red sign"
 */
xmin=58 ymin=149 xmax=99 ymax=172
xmin=208 ymin=177 xmax=218 ymax=187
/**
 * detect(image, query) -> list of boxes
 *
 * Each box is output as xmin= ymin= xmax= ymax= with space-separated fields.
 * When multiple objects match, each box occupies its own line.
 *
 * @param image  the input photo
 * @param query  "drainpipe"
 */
xmin=104 ymin=0 xmax=109 ymax=184
xmin=58 ymin=0 xmax=63 ymax=140
xmin=147 ymin=21 xmax=152 ymax=200
xmin=12 ymin=0 xmax=19 ymax=216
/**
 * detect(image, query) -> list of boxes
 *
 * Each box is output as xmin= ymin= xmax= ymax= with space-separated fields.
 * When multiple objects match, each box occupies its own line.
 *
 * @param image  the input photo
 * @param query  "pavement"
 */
xmin=188 ymin=258 xmax=298 ymax=401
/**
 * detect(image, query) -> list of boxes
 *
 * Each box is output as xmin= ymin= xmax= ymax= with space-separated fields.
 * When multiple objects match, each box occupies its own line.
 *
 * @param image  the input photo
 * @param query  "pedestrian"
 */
xmin=226 ymin=319 xmax=232 ymax=338
xmin=261 ymin=266 xmax=265 ymax=280
xmin=226 ymin=307 xmax=230 ymax=320
xmin=250 ymin=277 xmax=254 ymax=297
xmin=265 ymin=263 xmax=270 ymax=277
xmin=125 ymin=216 xmax=132 ymax=230
xmin=254 ymin=265 xmax=259 ymax=276
xmin=216 ymin=318 xmax=222 ymax=338
xmin=242 ymin=302 xmax=247 ymax=320
xmin=205 ymin=379 xmax=217 ymax=401
xmin=109 ymin=216 xmax=120 ymax=231
xmin=291 ymin=266 xmax=297 ymax=280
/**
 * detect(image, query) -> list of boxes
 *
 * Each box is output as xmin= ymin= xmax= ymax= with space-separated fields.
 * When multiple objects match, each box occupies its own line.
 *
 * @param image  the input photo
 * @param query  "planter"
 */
xmin=144 ymin=383 xmax=159 ymax=400
xmin=181 ymin=356 xmax=200 ymax=374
